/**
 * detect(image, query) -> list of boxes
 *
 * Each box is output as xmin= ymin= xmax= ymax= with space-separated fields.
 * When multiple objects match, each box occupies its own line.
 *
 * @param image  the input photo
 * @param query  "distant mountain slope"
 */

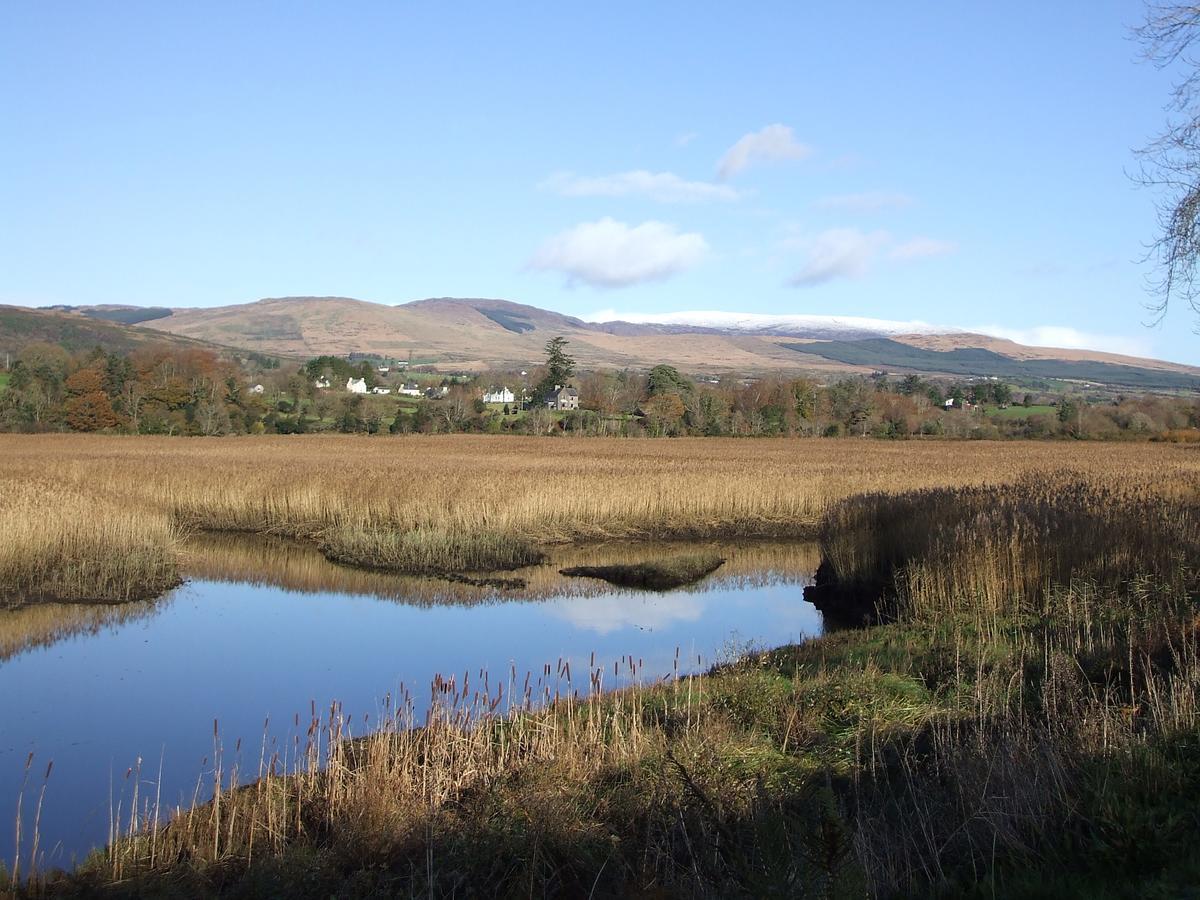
xmin=0 ymin=305 xmax=268 ymax=359
xmin=788 ymin=338 xmax=1200 ymax=392
xmin=114 ymin=295 xmax=1200 ymax=388
xmin=41 ymin=304 xmax=173 ymax=325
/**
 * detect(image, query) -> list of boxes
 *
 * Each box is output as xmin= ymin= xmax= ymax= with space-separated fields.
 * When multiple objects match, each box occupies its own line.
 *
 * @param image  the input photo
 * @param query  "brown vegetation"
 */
xmin=1 ymin=434 xmax=1198 ymax=606
xmin=0 ymin=477 xmax=178 ymax=607
xmin=23 ymin=473 xmax=1200 ymax=898
xmin=3 ymin=437 xmax=1200 ymax=896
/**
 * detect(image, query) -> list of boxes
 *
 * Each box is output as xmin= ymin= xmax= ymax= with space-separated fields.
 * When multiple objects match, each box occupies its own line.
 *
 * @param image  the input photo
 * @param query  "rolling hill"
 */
xmin=0 ymin=305 xmax=276 ymax=362
xmin=9 ymin=297 xmax=1199 ymax=391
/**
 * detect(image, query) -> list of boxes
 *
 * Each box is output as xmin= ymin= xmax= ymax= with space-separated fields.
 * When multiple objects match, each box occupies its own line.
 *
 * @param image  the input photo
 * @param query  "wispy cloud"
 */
xmin=971 ymin=325 xmax=1154 ymax=358
xmin=529 ymin=218 xmax=709 ymax=288
xmin=717 ymin=124 xmax=812 ymax=179
xmin=540 ymin=170 xmax=738 ymax=203
xmin=787 ymin=228 xmax=890 ymax=287
xmin=889 ymin=237 xmax=957 ymax=260
xmin=674 ymin=131 xmax=699 ymax=147
xmin=785 ymin=228 xmax=955 ymax=287
xmin=814 ymin=191 xmax=913 ymax=214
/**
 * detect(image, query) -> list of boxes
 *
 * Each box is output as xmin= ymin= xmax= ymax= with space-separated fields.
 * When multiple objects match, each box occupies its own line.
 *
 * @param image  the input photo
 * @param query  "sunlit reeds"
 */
xmin=0 ymin=476 xmax=178 ymax=607
xmin=2 ymin=434 xmax=1198 ymax=602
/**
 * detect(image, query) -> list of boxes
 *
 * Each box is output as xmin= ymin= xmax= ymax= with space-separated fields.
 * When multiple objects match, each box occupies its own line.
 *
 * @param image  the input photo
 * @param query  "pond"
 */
xmin=0 ymin=535 xmax=824 ymax=870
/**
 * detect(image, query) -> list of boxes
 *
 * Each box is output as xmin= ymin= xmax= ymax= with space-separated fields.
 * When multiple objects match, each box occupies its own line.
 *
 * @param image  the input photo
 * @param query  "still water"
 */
xmin=0 ymin=536 xmax=823 ymax=869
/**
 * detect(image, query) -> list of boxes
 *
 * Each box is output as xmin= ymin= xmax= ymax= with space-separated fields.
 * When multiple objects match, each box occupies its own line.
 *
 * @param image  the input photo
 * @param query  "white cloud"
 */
xmin=675 ymin=131 xmax=699 ymax=147
xmin=814 ymin=191 xmax=914 ymax=214
xmin=971 ymin=325 xmax=1154 ymax=358
xmin=717 ymin=124 xmax=812 ymax=179
xmin=782 ymin=228 xmax=956 ymax=287
xmin=889 ymin=237 xmax=957 ymax=260
xmin=787 ymin=228 xmax=890 ymax=287
xmin=540 ymin=170 xmax=739 ymax=203
xmin=529 ymin=218 xmax=709 ymax=288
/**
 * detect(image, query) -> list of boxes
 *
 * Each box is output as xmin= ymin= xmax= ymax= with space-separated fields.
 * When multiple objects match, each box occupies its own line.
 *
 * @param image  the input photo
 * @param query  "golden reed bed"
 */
xmin=1 ymin=434 xmax=1198 ymax=604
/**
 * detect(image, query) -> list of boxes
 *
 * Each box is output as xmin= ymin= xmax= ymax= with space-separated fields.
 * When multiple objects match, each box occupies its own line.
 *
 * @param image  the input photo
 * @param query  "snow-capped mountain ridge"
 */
xmin=585 ymin=309 xmax=960 ymax=338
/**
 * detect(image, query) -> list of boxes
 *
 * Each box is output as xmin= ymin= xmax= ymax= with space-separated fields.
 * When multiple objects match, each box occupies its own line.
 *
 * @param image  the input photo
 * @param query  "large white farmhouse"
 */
xmin=347 ymin=377 xmax=368 ymax=394
xmin=482 ymin=386 xmax=515 ymax=404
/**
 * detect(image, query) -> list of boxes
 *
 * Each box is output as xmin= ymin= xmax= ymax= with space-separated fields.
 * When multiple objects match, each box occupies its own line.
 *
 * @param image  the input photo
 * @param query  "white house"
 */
xmin=398 ymin=382 xmax=424 ymax=397
xmin=943 ymin=398 xmax=955 ymax=409
xmin=347 ymin=377 xmax=368 ymax=394
xmin=314 ymin=376 xmax=331 ymax=389
xmin=482 ymin=386 xmax=515 ymax=404
xmin=249 ymin=384 xmax=265 ymax=394
xmin=372 ymin=386 xmax=391 ymax=395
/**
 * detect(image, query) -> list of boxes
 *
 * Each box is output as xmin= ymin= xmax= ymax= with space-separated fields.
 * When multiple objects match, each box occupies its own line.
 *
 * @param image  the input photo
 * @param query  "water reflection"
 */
xmin=547 ymin=592 xmax=704 ymax=634
xmin=0 ymin=534 xmax=822 ymax=871
xmin=180 ymin=532 xmax=822 ymax=603
xmin=0 ymin=599 xmax=161 ymax=664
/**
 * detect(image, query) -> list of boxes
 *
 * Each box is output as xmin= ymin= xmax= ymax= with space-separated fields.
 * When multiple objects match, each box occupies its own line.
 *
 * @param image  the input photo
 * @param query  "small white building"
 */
xmin=398 ymin=382 xmax=424 ymax=397
xmin=372 ymin=387 xmax=391 ymax=395
xmin=314 ymin=376 xmax=331 ymax=389
xmin=347 ymin=378 xmax=368 ymax=394
xmin=482 ymin=386 xmax=515 ymax=404
xmin=943 ymin=398 xmax=955 ymax=409
xmin=249 ymin=384 xmax=265 ymax=394
xmin=377 ymin=366 xmax=390 ymax=375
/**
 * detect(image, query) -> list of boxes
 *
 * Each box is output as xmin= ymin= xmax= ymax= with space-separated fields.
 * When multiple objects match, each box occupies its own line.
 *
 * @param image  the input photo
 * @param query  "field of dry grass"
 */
xmin=1 ymin=433 xmax=1197 ymax=605
xmin=4 ymin=435 xmax=1200 ymax=896
xmin=0 ymin=477 xmax=177 ymax=607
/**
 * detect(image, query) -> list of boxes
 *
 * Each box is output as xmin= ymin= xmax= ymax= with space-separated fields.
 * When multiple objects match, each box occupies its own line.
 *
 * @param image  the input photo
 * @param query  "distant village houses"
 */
xmin=371 ymin=386 xmax=391 ymax=395
xmin=347 ymin=377 xmax=368 ymax=394
xmin=482 ymin=386 xmax=515 ymax=404
xmin=546 ymin=385 xmax=579 ymax=411
xmin=314 ymin=376 xmax=331 ymax=389
xmin=398 ymin=382 xmax=423 ymax=397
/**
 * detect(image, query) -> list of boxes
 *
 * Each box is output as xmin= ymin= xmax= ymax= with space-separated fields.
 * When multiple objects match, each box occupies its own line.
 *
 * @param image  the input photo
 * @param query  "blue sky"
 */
xmin=2 ymin=2 xmax=1196 ymax=363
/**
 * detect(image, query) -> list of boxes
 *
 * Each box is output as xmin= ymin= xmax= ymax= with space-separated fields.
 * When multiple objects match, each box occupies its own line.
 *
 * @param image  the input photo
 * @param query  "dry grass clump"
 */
xmin=0 ymin=476 xmax=178 ymax=607
xmin=318 ymin=525 xmax=543 ymax=575
xmin=818 ymin=471 xmax=1200 ymax=628
xmin=561 ymin=552 xmax=725 ymax=590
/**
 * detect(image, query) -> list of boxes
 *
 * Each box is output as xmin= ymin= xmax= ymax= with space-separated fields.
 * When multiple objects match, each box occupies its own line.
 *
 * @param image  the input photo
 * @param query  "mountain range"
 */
xmin=6 ymin=296 xmax=1200 ymax=392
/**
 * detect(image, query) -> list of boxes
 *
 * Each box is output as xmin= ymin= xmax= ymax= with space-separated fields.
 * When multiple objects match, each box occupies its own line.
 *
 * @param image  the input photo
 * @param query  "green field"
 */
xmin=0 ymin=372 xmax=9 ymax=392
xmin=982 ymin=403 xmax=1057 ymax=419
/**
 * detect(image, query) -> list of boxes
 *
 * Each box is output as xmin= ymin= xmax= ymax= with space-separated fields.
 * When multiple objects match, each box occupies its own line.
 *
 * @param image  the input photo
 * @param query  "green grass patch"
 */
xmin=982 ymin=403 xmax=1057 ymax=419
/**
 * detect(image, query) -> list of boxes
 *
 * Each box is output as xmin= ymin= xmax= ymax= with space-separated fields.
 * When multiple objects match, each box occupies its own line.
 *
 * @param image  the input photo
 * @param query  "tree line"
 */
xmin=1 ymin=339 xmax=1197 ymax=441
